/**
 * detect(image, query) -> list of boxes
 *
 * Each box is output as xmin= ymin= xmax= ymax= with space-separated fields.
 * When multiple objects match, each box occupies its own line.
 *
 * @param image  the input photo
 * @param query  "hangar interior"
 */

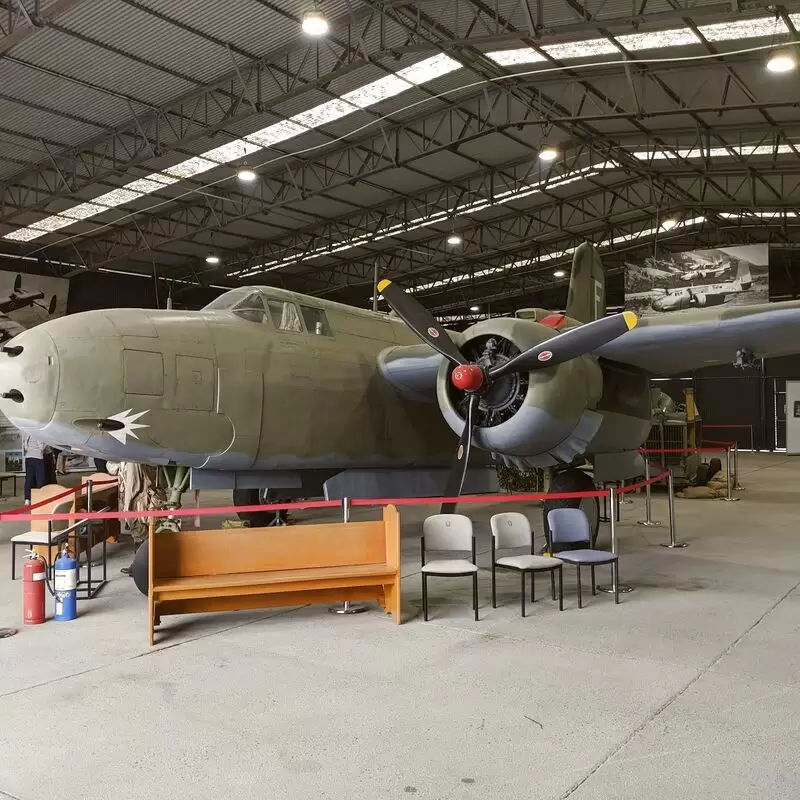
xmin=2 ymin=0 xmax=800 ymax=797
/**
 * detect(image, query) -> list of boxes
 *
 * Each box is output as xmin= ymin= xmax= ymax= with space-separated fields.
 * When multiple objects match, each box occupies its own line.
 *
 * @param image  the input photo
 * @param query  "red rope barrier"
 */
xmin=639 ymin=447 xmax=726 ymax=453
xmin=3 ymin=478 xmax=118 ymax=516
xmin=0 ymin=488 xmax=609 ymax=524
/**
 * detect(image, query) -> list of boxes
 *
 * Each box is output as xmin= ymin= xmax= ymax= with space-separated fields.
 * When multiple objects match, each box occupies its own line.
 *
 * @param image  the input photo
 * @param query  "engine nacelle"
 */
xmin=435 ymin=317 xmax=603 ymax=463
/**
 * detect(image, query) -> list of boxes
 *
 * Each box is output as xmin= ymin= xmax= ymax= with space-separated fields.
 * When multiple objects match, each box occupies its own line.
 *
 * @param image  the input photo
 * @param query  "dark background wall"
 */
xmin=66 ymin=272 xmax=222 ymax=314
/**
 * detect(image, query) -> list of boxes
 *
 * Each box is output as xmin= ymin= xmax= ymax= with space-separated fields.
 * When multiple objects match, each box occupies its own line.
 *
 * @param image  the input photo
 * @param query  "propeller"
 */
xmin=376 ymin=279 xmax=638 ymax=511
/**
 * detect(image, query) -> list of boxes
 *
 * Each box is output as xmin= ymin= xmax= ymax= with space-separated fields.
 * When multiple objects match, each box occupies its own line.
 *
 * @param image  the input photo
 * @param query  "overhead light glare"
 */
xmin=470 ymin=305 xmax=480 ymax=312
xmin=447 ymin=233 xmax=463 ymax=245
xmin=301 ymin=9 xmax=329 ymax=36
xmin=539 ymin=146 xmax=559 ymax=162
xmin=237 ymin=166 xmax=258 ymax=182
xmin=660 ymin=218 xmax=678 ymax=230
xmin=766 ymin=51 xmax=797 ymax=73
xmin=553 ymin=270 xmax=566 ymax=278
xmin=205 ymin=255 xmax=221 ymax=265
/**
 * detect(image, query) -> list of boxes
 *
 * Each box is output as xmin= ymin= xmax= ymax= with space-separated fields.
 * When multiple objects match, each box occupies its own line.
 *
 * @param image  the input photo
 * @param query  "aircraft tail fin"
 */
xmin=736 ymin=259 xmax=752 ymax=290
xmin=566 ymin=243 xmax=606 ymax=322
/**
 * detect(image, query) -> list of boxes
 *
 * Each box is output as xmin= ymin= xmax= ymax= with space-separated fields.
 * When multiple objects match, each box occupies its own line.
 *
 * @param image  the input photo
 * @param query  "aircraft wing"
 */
xmin=596 ymin=300 xmax=800 ymax=375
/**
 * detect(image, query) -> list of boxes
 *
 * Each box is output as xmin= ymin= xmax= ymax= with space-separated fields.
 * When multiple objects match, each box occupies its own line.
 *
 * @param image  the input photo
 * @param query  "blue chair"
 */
xmin=546 ymin=508 xmax=620 ymax=608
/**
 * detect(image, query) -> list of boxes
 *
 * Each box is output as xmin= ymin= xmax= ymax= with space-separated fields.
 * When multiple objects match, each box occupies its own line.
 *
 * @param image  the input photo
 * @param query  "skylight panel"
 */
xmin=124 ymin=173 xmax=180 ymax=194
xmin=698 ymin=16 xmax=786 ymax=42
xmin=487 ymin=48 xmax=545 ymax=66
xmin=3 ymin=228 xmax=47 ymax=241
xmin=202 ymin=139 xmax=261 ymax=164
xmin=290 ymin=97 xmax=358 ymax=128
xmin=396 ymin=54 xmax=462 ymax=85
xmin=59 ymin=202 xmax=108 ymax=219
xmin=245 ymin=120 xmax=307 ymax=148
xmin=341 ymin=73 xmax=413 ymax=108
xmin=163 ymin=156 xmax=218 ymax=179
xmin=29 ymin=216 xmax=74 ymax=232
xmin=94 ymin=188 xmax=143 ymax=207
xmin=543 ymin=38 xmax=620 ymax=60
xmin=616 ymin=28 xmax=700 ymax=51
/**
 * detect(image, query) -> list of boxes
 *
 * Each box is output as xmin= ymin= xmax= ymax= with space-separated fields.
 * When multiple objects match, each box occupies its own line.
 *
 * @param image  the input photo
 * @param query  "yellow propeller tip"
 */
xmin=376 ymin=279 xmax=392 ymax=293
xmin=622 ymin=310 xmax=638 ymax=330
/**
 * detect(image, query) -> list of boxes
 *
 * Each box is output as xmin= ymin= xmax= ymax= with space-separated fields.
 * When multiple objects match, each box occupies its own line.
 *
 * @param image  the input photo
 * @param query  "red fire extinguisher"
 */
xmin=22 ymin=549 xmax=47 ymax=625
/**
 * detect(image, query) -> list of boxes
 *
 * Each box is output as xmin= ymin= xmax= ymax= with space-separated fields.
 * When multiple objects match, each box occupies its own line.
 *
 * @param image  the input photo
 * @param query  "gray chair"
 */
xmin=421 ymin=514 xmax=479 ymax=621
xmin=546 ymin=508 xmax=620 ymax=608
xmin=490 ymin=512 xmax=563 ymax=616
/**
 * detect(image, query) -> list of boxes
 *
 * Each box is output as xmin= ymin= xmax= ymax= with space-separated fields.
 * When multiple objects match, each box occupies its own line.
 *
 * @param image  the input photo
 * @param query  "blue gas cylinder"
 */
xmin=53 ymin=545 xmax=77 ymax=621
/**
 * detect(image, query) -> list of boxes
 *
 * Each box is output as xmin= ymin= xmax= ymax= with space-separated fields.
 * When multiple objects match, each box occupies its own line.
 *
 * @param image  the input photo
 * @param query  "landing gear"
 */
xmin=232 ymin=489 xmax=288 ymax=527
xmin=542 ymin=468 xmax=600 ymax=551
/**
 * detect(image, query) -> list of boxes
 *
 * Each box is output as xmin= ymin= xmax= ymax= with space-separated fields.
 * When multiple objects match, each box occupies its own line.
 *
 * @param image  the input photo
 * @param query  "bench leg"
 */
xmin=385 ymin=580 xmax=402 ymax=624
xmin=422 ymin=574 xmax=428 ymax=621
xmin=149 ymin=595 xmax=155 ymax=646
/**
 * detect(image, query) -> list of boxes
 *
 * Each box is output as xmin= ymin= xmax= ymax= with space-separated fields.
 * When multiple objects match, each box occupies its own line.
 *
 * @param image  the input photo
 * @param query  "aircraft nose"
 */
xmin=0 ymin=328 xmax=59 ymax=431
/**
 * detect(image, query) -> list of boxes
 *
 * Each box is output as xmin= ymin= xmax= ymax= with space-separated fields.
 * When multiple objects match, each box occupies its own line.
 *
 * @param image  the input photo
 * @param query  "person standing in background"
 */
xmin=22 ymin=432 xmax=47 ymax=505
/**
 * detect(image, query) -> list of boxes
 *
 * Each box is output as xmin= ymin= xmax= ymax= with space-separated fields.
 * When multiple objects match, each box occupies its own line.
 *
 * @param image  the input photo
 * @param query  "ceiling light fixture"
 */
xmin=447 ymin=233 xmax=463 ymax=245
xmin=470 ymin=305 xmax=480 ymax=311
xmin=302 ymin=9 xmax=329 ymax=36
xmin=660 ymin=218 xmax=678 ymax=231
xmin=539 ymin=146 xmax=559 ymax=163
xmin=205 ymin=255 xmax=221 ymax=265
xmin=766 ymin=50 xmax=797 ymax=73
xmin=236 ymin=165 xmax=257 ymax=182
xmin=553 ymin=269 xmax=566 ymax=278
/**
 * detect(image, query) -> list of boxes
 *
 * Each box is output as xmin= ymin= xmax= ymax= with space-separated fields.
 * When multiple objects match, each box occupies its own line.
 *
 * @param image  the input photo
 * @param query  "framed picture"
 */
xmin=4 ymin=450 xmax=23 ymax=473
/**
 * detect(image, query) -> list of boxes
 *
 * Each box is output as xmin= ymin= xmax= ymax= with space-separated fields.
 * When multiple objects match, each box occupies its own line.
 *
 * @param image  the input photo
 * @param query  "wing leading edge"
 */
xmin=596 ymin=300 xmax=800 ymax=375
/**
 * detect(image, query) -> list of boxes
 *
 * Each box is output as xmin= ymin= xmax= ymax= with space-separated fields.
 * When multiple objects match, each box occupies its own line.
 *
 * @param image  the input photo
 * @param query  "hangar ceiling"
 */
xmin=0 ymin=0 xmax=799 ymax=318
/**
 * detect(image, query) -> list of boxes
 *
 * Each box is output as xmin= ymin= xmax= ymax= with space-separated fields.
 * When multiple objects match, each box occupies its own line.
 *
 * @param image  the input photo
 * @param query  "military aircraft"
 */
xmin=678 ymin=263 xmax=730 ymax=283
xmin=1 ymin=242 xmax=798 ymax=552
xmin=651 ymin=260 xmax=752 ymax=312
xmin=0 ymin=274 xmax=58 ymax=344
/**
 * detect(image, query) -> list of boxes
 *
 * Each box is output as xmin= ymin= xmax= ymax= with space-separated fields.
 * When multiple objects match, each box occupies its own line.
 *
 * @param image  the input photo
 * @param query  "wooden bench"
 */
xmin=148 ymin=505 xmax=402 ymax=644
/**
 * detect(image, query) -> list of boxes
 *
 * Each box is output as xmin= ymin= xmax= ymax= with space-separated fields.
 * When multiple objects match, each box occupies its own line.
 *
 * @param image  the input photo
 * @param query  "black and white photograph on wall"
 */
xmin=624 ymin=244 xmax=769 ymax=319
xmin=0 ymin=272 xmax=70 ymax=466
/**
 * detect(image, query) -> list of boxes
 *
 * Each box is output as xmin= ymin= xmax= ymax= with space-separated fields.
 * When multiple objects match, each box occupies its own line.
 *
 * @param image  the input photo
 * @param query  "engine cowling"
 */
xmin=435 ymin=317 xmax=603 ymax=464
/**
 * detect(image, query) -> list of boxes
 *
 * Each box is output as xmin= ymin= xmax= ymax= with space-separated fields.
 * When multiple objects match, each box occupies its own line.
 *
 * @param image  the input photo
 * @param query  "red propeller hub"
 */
xmin=451 ymin=364 xmax=485 ymax=392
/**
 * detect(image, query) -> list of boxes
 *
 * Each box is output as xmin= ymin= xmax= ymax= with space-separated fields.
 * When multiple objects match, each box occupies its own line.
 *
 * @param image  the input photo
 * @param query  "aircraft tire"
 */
xmin=131 ymin=541 xmax=149 ymax=596
xmin=542 ymin=468 xmax=600 ymax=551
xmin=233 ymin=488 xmax=283 ymax=527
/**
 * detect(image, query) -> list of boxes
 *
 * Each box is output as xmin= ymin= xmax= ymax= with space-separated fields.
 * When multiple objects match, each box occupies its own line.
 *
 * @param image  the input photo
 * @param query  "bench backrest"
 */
xmin=152 ymin=505 xmax=400 ymax=579
xmin=30 ymin=484 xmax=76 ymax=532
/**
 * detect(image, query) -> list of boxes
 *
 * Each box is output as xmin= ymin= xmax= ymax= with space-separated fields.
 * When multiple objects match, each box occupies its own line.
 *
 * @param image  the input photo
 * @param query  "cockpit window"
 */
xmin=203 ymin=288 xmax=253 ymax=310
xmin=300 ymin=306 xmax=332 ymax=336
xmin=231 ymin=291 xmax=267 ymax=323
xmin=267 ymin=299 xmax=304 ymax=332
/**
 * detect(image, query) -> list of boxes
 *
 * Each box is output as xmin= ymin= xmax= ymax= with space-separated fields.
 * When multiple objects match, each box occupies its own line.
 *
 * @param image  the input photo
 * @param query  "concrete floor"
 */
xmin=1 ymin=453 xmax=800 ymax=799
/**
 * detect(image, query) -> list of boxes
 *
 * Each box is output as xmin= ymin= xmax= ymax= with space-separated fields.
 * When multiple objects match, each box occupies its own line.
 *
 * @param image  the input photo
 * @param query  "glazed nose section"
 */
xmin=0 ymin=329 xmax=59 ymax=430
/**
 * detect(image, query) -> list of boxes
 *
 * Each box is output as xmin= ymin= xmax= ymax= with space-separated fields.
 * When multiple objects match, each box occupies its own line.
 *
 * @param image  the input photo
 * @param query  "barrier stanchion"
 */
xmin=733 ymin=443 xmax=746 ymax=491
xmin=660 ymin=471 xmax=687 ymax=549
xmin=721 ymin=447 xmax=740 ymax=502
xmin=637 ymin=459 xmax=662 ymax=527
xmin=330 ymin=496 xmax=367 ymax=615
xmin=598 ymin=487 xmax=633 ymax=595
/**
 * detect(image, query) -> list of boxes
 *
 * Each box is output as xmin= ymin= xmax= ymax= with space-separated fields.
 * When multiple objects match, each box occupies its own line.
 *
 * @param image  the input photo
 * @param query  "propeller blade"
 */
xmin=377 ymin=279 xmax=467 ymax=366
xmin=489 ymin=311 xmax=638 ymax=379
xmin=441 ymin=393 xmax=478 ymax=514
